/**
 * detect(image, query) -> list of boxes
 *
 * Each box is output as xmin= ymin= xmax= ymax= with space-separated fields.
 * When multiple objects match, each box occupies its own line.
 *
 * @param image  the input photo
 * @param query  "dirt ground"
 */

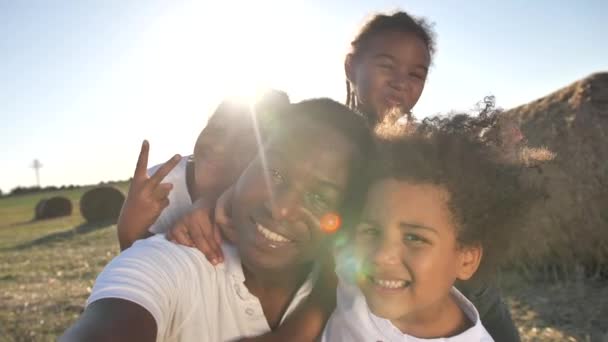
xmin=503 ymin=274 xmax=608 ymax=342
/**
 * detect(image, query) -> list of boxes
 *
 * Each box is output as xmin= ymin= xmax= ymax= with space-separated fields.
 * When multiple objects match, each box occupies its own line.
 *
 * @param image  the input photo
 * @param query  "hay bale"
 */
xmin=34 ymin=196 xmax=72 ymax=220
xmin=503 ymin=72 xmax=608 ymax=280
xmin=80 ymin=186 xmax=125 ymax=223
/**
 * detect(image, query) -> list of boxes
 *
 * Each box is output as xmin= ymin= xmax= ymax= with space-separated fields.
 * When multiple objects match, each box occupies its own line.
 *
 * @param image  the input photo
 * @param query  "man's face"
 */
xmin=231 ymin=115 xmax=358 ymax=273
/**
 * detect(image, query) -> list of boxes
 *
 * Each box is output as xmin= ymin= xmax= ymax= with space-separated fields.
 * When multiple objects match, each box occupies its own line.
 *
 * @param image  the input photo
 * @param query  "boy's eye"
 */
xmin=403 ymin=233 xmax=427 ymax=245
xmin=269 ymin=168 xmax=284 ymax=185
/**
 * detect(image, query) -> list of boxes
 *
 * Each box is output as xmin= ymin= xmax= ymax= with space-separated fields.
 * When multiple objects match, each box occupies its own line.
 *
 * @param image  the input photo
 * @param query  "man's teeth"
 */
xmin=373 ymin=278 xmax=409 ymax=289
xmin=256 ymin=223 xmax=291 ymax=243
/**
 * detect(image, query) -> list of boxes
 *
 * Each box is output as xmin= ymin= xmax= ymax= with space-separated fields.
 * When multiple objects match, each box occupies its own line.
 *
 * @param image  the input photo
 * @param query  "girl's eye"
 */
xmin=378 ymin=63 xmax=394 ymax=70
xmin=269 ymin=168 xmax=284 ymax=185
xmin=403 ymin=233 xmax=427 ymax=245
xmin=409 ymin=72 xmax=426 ymax=81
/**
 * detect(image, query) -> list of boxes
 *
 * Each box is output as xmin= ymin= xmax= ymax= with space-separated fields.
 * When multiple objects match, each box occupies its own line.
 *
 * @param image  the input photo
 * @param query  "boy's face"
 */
xmin=346 ymin=31 xmax=430 ymax=122
xmin=194 ymin=110 xmax=258 ymax=194
xmin=231 ymin=115 xmax=358 ymax=274
xmin=354 ymin=179 xmax=479 ymax=324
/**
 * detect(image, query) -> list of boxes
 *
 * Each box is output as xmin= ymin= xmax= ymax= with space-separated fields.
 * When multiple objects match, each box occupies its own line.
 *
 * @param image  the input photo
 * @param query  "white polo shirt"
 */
xmin=147 ymin=156 xmax=193 ymax=234
xmin=87 ymin=235 xmax=317 ymax=341
xmin=322 ymin=247 xmax=494 ymax=342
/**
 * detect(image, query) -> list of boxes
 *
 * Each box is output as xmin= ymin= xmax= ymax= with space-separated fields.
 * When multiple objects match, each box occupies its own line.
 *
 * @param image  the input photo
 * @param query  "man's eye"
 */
xmin=269 ymin=169 xmax=284 ymax=185
xmin=305 ymin=192 xmax=329 ymax=213
xmin=356 ymin=224 xmax=380 ymax=237
xmin=378 ymin=63 xmax=394 ymax=70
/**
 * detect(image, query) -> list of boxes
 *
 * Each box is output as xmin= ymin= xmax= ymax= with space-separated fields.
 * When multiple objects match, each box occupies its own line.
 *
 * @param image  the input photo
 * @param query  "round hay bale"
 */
xmin=504 ymin=72 xmax=608 ymax=280
xmin=34 ymin=199 xmax=48 ymax=220
xmin=80 ymin=186 xmax=125 ymax=223
xmin=34 ymin=196 xmax=72 ymax=220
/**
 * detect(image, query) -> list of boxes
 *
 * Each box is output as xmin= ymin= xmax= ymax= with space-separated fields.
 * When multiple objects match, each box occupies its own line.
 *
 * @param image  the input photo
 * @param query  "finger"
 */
xmin=170 ymin=225 xmax=194 ymax=248
xmin=160 ymin=198 xmax=170 ymax=209
xmin=212 ymin=223 xmax=223 ymax=250
xmin=189 ymin=226 xmax=218 ymax=265
xmin=153 ymin=183 xmax=173 ymax=200
xmin=134 ymin=140 xmax=150 ymax=180
xmin=149 ymin=154 xmax=181 ymax=188
xmin=189 ymin=213 xmax=223 ymax=264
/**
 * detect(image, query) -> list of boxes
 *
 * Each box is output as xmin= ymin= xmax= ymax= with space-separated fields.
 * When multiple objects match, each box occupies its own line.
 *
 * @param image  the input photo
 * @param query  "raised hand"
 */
xmin=117 ymin=140 xmax=181 ymax=250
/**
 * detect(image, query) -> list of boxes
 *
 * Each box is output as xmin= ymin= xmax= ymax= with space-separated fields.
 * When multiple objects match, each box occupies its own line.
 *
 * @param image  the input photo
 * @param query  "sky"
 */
xmin=1 ymin=0 xmax=607 ymax=194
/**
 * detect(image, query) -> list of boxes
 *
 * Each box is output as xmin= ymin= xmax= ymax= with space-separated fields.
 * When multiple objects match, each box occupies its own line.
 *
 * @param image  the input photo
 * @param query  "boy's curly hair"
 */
xmin=371 ymin=106 xmax=553 ymax=280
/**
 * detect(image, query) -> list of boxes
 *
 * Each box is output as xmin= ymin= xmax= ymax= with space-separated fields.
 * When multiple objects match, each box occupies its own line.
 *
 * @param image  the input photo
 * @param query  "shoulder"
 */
xmin=87 ymin=236 xmax=225 ymax=338
xmin=88 ymin=236 xmax=216 ymax=307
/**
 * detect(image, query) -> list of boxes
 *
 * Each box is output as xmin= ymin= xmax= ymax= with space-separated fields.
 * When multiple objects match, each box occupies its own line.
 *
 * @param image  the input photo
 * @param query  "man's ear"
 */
xmin=456 ymin=243 xmax=482 ymax=281
xmin=344 ymin=53 xmax=356 ymax=84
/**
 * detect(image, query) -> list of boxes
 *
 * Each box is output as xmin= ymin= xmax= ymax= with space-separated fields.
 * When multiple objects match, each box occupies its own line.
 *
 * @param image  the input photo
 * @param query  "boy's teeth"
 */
xmin=373 ymin=278 xmax=409 ymax=289
xmin=256 ymin=223 xmax=291 ymax=243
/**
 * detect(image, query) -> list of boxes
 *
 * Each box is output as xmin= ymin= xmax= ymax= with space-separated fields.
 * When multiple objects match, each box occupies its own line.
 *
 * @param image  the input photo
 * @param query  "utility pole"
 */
xmin=31 ymin=159 xmax=42 ymax=187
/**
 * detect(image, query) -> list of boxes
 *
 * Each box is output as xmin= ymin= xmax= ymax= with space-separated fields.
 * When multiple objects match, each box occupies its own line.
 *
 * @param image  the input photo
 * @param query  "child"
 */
xmin=61 ymin=99 xmax=373 ymax=341
xmin=116 ymin=90 xmax=290 ymax=250
xmin=322 ymin=113 xmax=548 ymax=341
xmin=344 ymin=11 xmax=435 ymax=124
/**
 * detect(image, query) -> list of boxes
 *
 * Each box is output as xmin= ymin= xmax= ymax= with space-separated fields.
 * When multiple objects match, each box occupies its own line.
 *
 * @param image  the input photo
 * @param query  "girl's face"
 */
xmin=194 ymin=110 xmax=259 ymax=196
xmin=354 ymin=179 xmax=481 ymax=330
xmin=346 ymin=31 xmax=430 ymax=122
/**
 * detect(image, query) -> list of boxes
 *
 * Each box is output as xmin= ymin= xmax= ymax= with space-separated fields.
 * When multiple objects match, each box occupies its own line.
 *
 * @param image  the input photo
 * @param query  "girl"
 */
xmin=116 ymin=90 xmax=290 ymax=250
xmin=323 ymin=113 xmax=547 ymax=341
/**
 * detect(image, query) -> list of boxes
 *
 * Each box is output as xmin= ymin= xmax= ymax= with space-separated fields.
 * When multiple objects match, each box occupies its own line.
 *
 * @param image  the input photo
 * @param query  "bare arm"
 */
xmin=60 ymin=299 xmax=157 ymax=342
xmin=240 ymin=249 xmax=337 ymax=342
xmin=117 ymin=140 xmax=180 ymax=250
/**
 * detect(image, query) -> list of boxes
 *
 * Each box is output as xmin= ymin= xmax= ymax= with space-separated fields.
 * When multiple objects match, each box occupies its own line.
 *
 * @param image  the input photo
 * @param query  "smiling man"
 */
xmin=60 ymin=99 xmax=372 ymax=342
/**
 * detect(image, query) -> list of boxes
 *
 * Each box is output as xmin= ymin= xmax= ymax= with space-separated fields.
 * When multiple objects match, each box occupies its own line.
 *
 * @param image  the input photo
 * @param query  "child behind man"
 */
xmin=116 ymin=90 xmax=289 ymax=250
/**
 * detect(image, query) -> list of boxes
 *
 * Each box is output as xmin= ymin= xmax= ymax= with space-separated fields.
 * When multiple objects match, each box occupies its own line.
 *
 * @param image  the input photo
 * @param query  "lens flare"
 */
xmin=320 ymin=212 xmax=341 ymax=233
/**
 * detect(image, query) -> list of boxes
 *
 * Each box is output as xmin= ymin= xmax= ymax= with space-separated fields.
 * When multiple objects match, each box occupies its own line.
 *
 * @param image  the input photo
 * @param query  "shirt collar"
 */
xmin=367 ymin=286 xmax=485 ymax=341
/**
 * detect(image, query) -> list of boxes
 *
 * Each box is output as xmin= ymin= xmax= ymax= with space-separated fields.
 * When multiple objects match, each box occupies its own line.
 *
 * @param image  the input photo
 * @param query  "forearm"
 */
xmin=116 ymin=216 xmax=153 ymax=251
xmin=239 ymin=295 xmax=335 ymax=342
xmin=60 ymin=299 xmax=157 ymax=342
xmin=241 ymin=257 xmax=337 ymax=342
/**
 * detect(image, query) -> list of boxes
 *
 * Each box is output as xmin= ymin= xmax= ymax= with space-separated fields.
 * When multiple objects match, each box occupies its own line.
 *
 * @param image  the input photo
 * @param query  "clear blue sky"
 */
xmin=1 ymin=0 xmax=607 ymax=194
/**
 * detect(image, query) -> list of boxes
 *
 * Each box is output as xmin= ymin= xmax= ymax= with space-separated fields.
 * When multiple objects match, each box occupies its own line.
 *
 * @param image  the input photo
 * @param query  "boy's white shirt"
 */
xmin=147 ymin=156 xmax=193 ymax=234
xmin=87 ymin=235 xmax=317 ymax=341
xmin=322 ymin=248 xmax=494 ymax=342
